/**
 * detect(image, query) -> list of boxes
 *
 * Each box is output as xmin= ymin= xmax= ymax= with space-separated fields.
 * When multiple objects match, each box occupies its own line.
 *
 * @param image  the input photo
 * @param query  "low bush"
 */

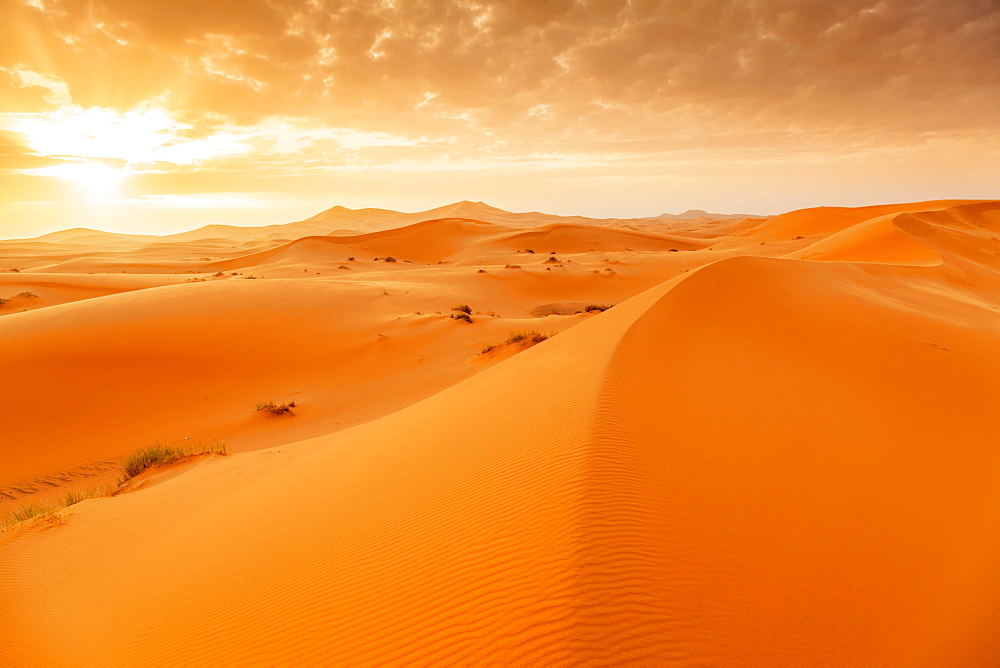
xmin=255 ymin=400 xmax=296 ymax=415
xmin=452 ymin=312 xmax=473 ymax=323
xmin=452 ymin=304 xmax=472 ymax=314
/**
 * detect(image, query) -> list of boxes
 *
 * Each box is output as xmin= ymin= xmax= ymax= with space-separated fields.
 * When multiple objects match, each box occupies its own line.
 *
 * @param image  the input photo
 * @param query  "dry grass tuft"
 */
xmin=122 ymin=441 xmax=228 ymax=481
xmin=2 ymin=442 xmax=228 ymax=532
xmin=255 ymin=400 xmax=296 ymax=415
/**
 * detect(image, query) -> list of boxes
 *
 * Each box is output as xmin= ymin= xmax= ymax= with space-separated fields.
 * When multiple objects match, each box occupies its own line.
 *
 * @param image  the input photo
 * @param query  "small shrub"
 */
xmin=504 ymin=264 xmax=521 ymax=269
xmin=481 ymin=343 xmax=497 ymax=354
xmin=213 ymin=271 xmax=225 ymax=277
xmin=668 ymin=249 xmax=678 ymax=252
xmin=543 ymin=256 xmax=560 ymax=264
xmin=452 ymin=312 xmax=473 ymax=323
xmin=338 ymin=265 xmax=351 ymax=269
xmin=522 ymin=249 xmax=535 ymax=253
xmin=584 ymin=304 xmax=613 ymax=313
xmin=347 ymin=256 xmax=355 ymax=261
xmin=255 ymin=400 xmax=296 ymax=415
xmin=384 ymin=256 xmax=397 ymax=263
xmin=477 ymin=269 xmax=486 ymax=273
xmin=452 ymin=304 xmax=472 ymax=314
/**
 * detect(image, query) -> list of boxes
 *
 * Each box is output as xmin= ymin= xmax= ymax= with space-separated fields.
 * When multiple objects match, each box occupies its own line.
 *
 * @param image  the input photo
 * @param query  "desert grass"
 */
xmin=481 ymin=330 xmax=550 ymax=354
xmin=506 ymin=330 xmax=548 ymax=344
xmin=2 ymin=442 xmax=226 ymax=532
xmin=122 ymin=441 xmax=228 ymax=482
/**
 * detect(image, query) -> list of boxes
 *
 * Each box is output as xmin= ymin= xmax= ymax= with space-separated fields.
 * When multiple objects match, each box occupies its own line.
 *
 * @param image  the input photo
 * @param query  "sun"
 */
xmin=36 ymin=162 xmax=130 ymax=196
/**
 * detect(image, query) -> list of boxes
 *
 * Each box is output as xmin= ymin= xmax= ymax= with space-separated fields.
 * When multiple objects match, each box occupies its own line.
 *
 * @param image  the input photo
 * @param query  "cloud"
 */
xmin=1 ymin=0 xmax=997 ymax=217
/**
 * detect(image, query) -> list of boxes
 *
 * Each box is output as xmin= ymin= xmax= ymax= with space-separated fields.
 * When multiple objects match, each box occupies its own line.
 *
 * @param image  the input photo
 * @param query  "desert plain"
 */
xmin=2 ymin=198 xmax=1000 ymax=664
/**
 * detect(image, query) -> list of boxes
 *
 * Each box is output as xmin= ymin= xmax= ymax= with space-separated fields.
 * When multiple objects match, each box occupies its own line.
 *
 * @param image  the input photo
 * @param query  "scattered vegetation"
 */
xmin=477 ymin=269 xmax=486 ymax=273
xmin=2 ymin=441 xmax=230 ymax=532
xmin=543 ymin=256 xmax=560 ymax=264
xmin=338 ymin=265 xmax=351 ymax=269
xmin=452 ymin=304 xmax=472 ymax=314
xmin=347 ymin=256 xmax=355 ymax=261
xmin=213 ymin=271 xmax=225 ymax=277
xmin=504 ymin=264 xmax=521 ymax=269
xmin=452 ymin=311 xmax=473 ymax=323
xmin=255 ymin=400 xmax=296 ymax=415
xmin=507 ymin=330 xmax=548 ymax=344
xmin=122 ymin=442 xmax=228 ymax=481
xmin=480 ymin=329 xmax=550 ymax=354
xmin=521 ymin=249 xmax=535 ymax=253
xmin=668 ymin=248 xmax=678 ymax=252
xmin=583 ymin=304 xmax=614 ymax=313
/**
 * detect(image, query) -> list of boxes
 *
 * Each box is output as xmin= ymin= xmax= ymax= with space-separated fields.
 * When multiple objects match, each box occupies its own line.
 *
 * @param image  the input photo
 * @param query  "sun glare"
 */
xmin=34 ymin=162 xmax=130 ymax=195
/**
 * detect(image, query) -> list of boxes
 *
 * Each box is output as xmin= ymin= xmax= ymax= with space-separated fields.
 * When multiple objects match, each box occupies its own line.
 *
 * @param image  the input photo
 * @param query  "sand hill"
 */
xmin=2 ymin=199 xmax=999 ymax=664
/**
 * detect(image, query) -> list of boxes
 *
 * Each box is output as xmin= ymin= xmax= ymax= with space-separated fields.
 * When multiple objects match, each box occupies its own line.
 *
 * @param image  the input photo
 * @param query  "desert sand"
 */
xmin=2 ymin=199 xmax=1000 ymax=664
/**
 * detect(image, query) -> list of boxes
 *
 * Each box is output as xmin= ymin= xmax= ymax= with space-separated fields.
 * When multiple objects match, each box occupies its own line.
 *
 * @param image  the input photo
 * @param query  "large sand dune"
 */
xmin=2 ymin=200 xmax=999 ymax=664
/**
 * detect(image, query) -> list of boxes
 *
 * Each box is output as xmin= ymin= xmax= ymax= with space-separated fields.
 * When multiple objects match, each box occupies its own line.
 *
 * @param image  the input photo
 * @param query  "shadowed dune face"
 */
xmin=2 ymin=200 xmax=1000 ymax=664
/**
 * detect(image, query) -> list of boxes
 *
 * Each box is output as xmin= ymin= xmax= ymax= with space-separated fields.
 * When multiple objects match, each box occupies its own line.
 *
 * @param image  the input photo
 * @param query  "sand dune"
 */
xmin=2 ymin=199 xmax=999 ymax=664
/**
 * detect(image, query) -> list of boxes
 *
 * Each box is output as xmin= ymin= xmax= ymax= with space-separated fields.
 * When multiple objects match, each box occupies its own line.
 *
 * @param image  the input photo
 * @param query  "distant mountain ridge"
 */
xmin=7 ymin=201 xmax=768 ymax=245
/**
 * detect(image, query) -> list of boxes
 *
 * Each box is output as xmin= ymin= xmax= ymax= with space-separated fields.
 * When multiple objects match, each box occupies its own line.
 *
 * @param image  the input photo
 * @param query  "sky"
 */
xmin=1 ymin=0 xmax=998 ymax=238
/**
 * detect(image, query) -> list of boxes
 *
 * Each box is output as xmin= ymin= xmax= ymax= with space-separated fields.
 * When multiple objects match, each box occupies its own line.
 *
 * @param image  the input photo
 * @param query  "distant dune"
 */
xmin=2 ymin=199 xmax=999 ymax=664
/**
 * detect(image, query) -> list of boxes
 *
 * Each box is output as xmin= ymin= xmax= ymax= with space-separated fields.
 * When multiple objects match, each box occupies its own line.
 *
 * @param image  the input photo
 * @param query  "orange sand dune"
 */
xmin=2 ymin=199 xmax=1000 ymax=664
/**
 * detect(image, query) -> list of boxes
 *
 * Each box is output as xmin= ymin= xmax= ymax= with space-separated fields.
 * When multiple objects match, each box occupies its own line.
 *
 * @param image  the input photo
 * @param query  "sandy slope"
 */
xmin=2 ymin=199 xmax=1000 ymax=664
